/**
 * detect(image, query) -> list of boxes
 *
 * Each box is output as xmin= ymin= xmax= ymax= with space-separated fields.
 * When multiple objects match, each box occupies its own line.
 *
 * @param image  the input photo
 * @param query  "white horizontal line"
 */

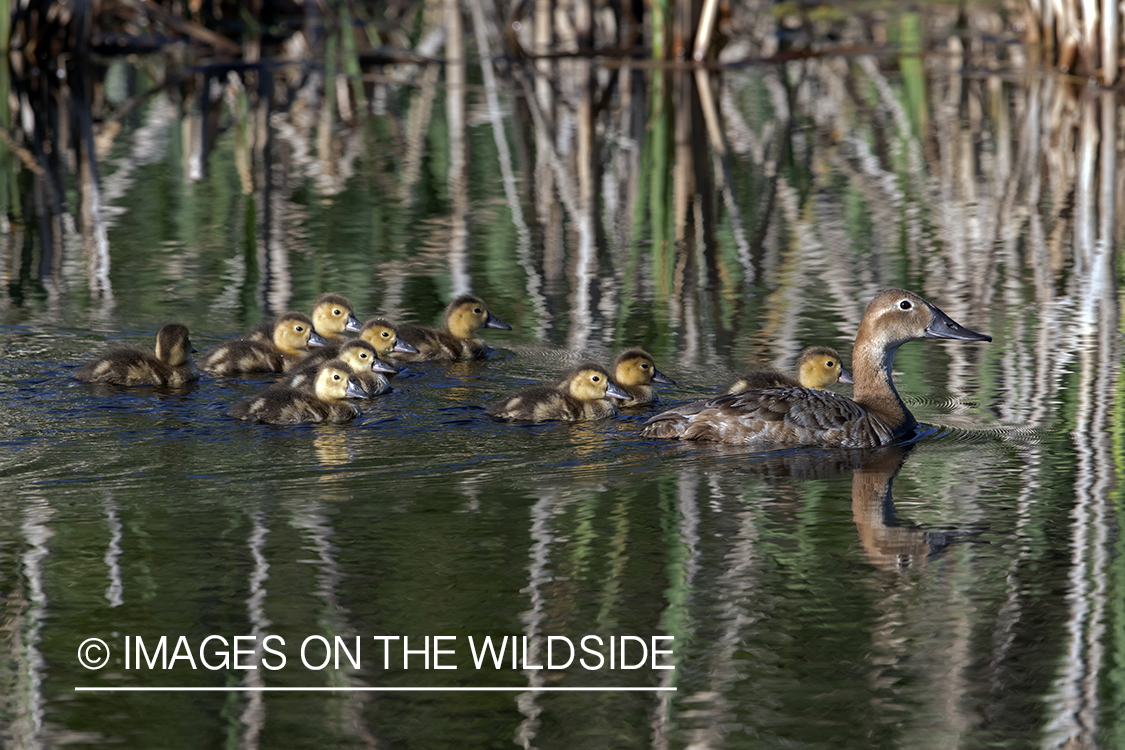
xmin=75 ymin=686 xmax=675 ymax=693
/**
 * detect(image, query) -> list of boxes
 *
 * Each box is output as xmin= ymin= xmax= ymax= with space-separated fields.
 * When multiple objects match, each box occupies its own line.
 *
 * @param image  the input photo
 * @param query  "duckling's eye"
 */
xmin=381 ymin=331 xmax=389 ymax=338
xmin=592 ymin=375 xmax=601 ymax=382
xmin=333 ymin=374 xmax=341 ymax=381
xmin=333 ymin=309 xmax=342 ymax=316
xmin=640 ymin=363 xmax=649 ymax=369
xmin=473 ymin=308 xmax=482 ymax=314
xmin=295 ymin=325 xmax=305 ymax=332
xmin=359 ymin=353 xmax=369 ymax=359
xmin=899 ymin=300 xmax=913 ymax=310
xmin=826 ymin=361 xmax=835 ymax=368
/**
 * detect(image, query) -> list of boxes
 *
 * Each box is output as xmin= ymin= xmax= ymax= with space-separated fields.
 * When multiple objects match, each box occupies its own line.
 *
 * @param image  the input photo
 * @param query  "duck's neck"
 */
xmin=852 ymin=337 xmax=915 ymax=433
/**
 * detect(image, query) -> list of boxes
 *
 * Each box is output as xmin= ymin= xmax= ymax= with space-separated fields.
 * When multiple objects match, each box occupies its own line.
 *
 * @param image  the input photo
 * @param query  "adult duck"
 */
xmin=642 ymin=289 xmax=991 ymax=447
xmin=724 ymin=346 xmax=853 ymax=394
xmin=396 ymin=295 xmax=511 ymax=362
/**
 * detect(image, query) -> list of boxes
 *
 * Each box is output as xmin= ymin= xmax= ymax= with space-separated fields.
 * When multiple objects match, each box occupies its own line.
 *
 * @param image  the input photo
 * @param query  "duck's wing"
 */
xmin=642 ymin=387 xmax=871 ymax=445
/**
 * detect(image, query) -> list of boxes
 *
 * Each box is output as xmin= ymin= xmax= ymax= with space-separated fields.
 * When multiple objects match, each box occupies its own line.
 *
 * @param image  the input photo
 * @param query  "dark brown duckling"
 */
xmin=487 ymin=363 xmax=630 ymax=422
xmin=396 ymin=295 xmax=511 ymax=362
xmin=282 ymin=340 xmax=396 ymax=397
xmin=357 ymin=317 xmax=420 ymax=369
xmin=243 ymin=293 xmax=362 ymax=345
xmin=612 ymin=348 xmax=675 ymax=407
xmin=229 ymin=359 xmax=369 ymax=424
xmin=643 ymin=289 xmax=991 ymax=447
xmin=199 ymin=312 xmax=329 ymax=374
xmin=724 ymin=346 xmax=853 ymax=394
xmin=75 ymin=324 xmax=198 ymax=387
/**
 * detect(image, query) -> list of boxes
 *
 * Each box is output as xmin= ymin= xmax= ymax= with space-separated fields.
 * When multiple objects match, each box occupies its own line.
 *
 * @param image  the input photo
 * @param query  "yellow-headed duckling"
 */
xmin=199 ymin=312 xmax=329 ymax=374
xmin=643 ymin=289 xmax=991 ymax=447
xmin=282 ymin=340 xmax=396 ymax=397
xmin=229 ymin=359 xmax=369 ymax=424
xmin=613 ymin=348 xmax=676 ymax=407
xmin=487 ymin=363 xmax=630 ymax=422
xmin=396 ymin=295 xmax=511 ymax=362
xmin=74 ymin=324 xmax=198 ymax=387
xmin=243 ymin=293 xmax=362 ymax=345
xmin=724 ymin=346 xmax=853 ymax=394
xmin=358 ymin=317 xmax=420 ymax=365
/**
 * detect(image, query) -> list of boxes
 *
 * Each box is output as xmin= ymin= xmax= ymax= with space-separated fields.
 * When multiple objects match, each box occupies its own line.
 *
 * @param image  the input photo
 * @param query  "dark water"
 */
xmin=2 ymin=6 xmax=1124 ymax=749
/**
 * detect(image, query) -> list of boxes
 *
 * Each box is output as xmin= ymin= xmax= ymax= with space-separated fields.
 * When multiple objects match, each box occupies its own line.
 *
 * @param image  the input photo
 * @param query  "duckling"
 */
xmin=487 ymin=363 xmax=631 ymax=422
xmin=357 ymin=317 xmax=420 ymax=365
xmin=199 ymin=312 xmax=329 ymax=374
xmin=229 ymin=359 xmax=369 ymax=424
xmin=74 ymin=324 xmax=198 ymax=387
xmin=724 ymin=346 xmax=853 ymax=394
xmin=396 ymin=295 xmax=511 ymax=362
xmin=243 ymin=293 xmax=362 ymax=345
xmin=282 ymin=340 xmax=396 ymax=396
xmin=642 ymin=289 xmax=991 ymax=447
xmin=613 ymin=348 xmax=676 ymax=407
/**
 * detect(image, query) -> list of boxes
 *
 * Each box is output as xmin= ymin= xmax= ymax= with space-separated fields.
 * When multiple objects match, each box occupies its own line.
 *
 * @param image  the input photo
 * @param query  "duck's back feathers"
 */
xmin=75 ymin=324 xmax=198 ymax=387
xmin=394 ymin=326 xmax=488 ymax=362
xmin=229 ymin=386 xmax=361 ymax=424
xmin=198 ymin=339 xmax=285 ymax=374
xmin=486 ymin=385 xmax=618 ymax=422
xmin=725 ymin=370 xmax=799 ymax=393
xmin=642 ymin=387 xmax=893 ymax=447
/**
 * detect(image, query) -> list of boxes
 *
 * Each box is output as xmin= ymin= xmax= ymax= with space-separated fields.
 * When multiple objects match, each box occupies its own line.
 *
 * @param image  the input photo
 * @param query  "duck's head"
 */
xmin=336 ymin=340 xmax=397 ymax=375
xmin=796 ymin=346 xmax=853 ymax=388
xmin=564 ymin=364 xmax=631 ymax=402
xmin=444 ymin=295 xmax=512 ymax=338
xmin=272 ymin=312 xmax=329 ymax=354
xmin=155 ymin=324 xmax=195 ymax=366
xmin=857 ymin=290 xmax=992 ymax=349
xmin=613 ymin=348 xmax=675 ymax=387
xmin=359 ymin=317 xmax=419 ymax=356
xmin=314 ymin=359 xmax=369 ymax=401
xmin=311 ymin=293 xmax=362 ymax=337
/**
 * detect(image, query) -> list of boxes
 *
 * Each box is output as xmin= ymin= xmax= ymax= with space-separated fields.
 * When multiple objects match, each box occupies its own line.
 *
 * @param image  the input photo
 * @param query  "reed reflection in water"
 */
xmin=1 ymin=4 xmax=1125 ymax=748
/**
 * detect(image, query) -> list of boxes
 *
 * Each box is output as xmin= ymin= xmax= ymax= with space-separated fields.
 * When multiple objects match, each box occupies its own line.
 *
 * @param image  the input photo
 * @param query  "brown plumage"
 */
xmin=243 ymin=293 xmax=362 ymax=345
xmin=357 ymin=317 xmax=420 ymax=365
xmin=282 ymin=340 xmax=395 ymax=397
xmin=487 ymin=364 xmax=631 ymax=422
xmin=229 ymin=359 xmax=368 ymax=424
xmin=724 ymin=346 xmax=853 ymax=394
xmin=396 ymin=295 xmax=511 ymax=362
xmin=643 ymin=290 xmax=991 ymax=447
xmin=74 ymin=324 xmax=198 ymax=387
xmin=198 ymin=312 xmax=328 ymax=374
xmin=613 ymin=348 xmax=676 ymax=407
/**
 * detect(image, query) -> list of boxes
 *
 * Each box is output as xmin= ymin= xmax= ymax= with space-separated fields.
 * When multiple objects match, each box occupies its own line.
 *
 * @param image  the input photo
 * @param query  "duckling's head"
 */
xmin=564 ymin=364 xmax=631 ymax=402
xmin=359 ymin=317 xmax=419 ymax=356
xmin=444 ymin=295 xmax=512 ymax=338
xmin=311 ymin=293 xmax=362 ymax=337
xmin=155 ymin=324 xmax=194 ymax=366
xmin=314 ymin=359 xmax=369 ymax=401
xmin=272 ymin=312 xmax=329 ymax=354
xmin=795 ymin=346 xmax=853 ymax=389
xmin=613 ymin=348 xmax=676 ymax=387
xmin=858 ymin=290 xmax=992 ymax=349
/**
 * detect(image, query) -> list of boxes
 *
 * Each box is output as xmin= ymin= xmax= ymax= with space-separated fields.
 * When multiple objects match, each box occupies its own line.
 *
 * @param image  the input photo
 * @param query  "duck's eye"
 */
xmin=381 ymin=331 xmax=389 ymax=338
xmin=333 ymin=309 xmax=342 ymax=316
xmin=333 ymin=374 xmax=341 ymax=380
xmin=295 ymin=325 xmax=305 ymax=332
xmin=826 ymin=361 xmax=835 ymax=368
xmin=641 ymin=363 xmax=649 ymax=369
xmin=360 ymin=353 xmax=369 ymax=359
xmin=592 ymin=375 xmax=601 ymax=382
xmin=473 ymin=308 xmax=482 ymax=314
xmin=899 ymin=300 xmax=912 ymax=310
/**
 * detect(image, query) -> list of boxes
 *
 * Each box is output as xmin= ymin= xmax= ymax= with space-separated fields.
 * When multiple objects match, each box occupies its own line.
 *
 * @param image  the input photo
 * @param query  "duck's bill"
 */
xmin=308 ymin=331 xmax=330 ymax=348
xmin=372 ymin=357 xmax=398 ymax=374
xmin=344 ymin=314 xmax=362 ymax=333
xmin=838 ymin=367 xmax=855 ymax=384
xmin=924 ymin=304 xmax=992 ymax=342
xmin=345 ymin=379 xmax=369 ymax=399
xmin=485 ymin=312 xmax=512 ymax=330
xmin=606 ymin=381 xmax=631 ymax=400
xmin=394 ymin=337 xmax=420 ymax=353
xmin=652 ymin=368 xmax=676 ymax=385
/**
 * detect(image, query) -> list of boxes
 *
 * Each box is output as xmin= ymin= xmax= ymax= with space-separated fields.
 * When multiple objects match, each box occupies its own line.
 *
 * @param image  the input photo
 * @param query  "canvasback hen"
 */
xmin=487 ymin=363 xmax=630 ymax=422
xmin=724 ymin=346 xmax=853 ymax=394
xmin=74 ymin=323 xmax=198 ymax=387
xmin=396 ymin=295 xmax=511 ymax=362
xmin=613 ymin=348 xmax=676 ymax=406
xmin=642 ymin=290 xmax=991 ymax=447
